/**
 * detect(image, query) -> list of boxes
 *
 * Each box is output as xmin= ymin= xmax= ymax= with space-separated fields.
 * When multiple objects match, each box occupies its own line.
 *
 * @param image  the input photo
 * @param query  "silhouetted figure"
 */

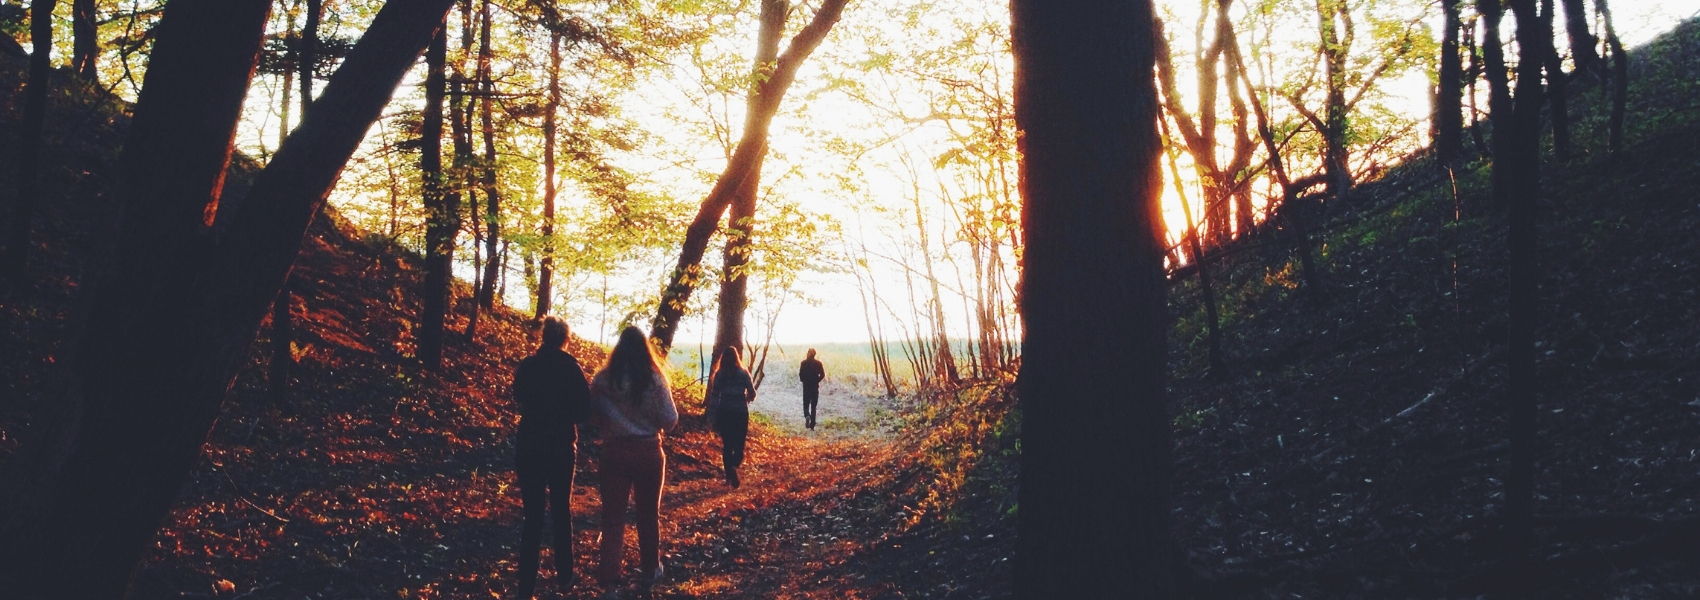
xmin=707 ymin=347 xmax=755 ymax=487
xmin=510 ymin=316 xmax=593 ymax=598
xmin=589 ymin=326 xmax=679 ymax=596
xmin=799 ymin=349 xmax=826 ymax=429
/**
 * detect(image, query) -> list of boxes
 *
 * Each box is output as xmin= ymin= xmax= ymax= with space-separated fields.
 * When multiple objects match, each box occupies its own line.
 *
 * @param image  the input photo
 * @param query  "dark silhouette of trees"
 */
xmin=1011 ymin=0 xmax=1176 ymax=595
xmin=0 ymin=1 xmax=458 ymax=595
xmin=649 ymin=0 xmax=848 ymax=351
xmin=420 ymin=24 xmax=455 ymax=371
xmin=5 ymin=0 xmax=53 ymax=278
xmin=1597 ymin=0 xmax=1627 ymax=155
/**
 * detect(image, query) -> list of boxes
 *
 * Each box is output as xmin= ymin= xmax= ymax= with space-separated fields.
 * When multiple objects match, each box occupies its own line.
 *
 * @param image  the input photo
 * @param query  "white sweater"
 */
xmin=588 ymin=370 xmax=679 ymax=439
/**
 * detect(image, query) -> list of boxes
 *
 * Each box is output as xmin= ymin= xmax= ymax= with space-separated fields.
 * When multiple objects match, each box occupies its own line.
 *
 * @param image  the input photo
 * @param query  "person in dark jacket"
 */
xmin=798 ymin=349 xmax=826 ymax=429
xmin=707 ymin=347 xmax=755 ymax=488
xmin=510 ymin=316 xmax=593 ymax=598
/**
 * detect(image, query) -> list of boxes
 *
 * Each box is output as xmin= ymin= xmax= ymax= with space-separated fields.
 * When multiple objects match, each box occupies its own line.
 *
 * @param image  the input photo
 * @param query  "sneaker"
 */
xmin=642 ymin=563 xmax=665 ymax=587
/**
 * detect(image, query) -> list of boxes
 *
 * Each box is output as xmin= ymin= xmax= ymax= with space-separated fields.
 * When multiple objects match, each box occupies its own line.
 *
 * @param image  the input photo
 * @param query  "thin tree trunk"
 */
xmin=419 ymin=25 xmax=453 ymax=370
xmin=1162 ymin=120 xmax=1225 ymax=375
xmin=0 ymin=3 xmax=453 ymax=595
xmin=301 ymin=0 xmax=320 ymax=111
xmin=536 ymin=30 xmax=560 ymax=320
xmin=72 ymin=0 xmax=98 ymax=81
xmin=650 ymin=0 xmax=849 ymax=351
xmin=475 ymin=0 xmax=500 ymax=310
xmin=1596 ymin=0 xmax=1626 ymax=155
xmin=5 ymin=0 xmax=55 ymax=278
xmin=1317 ymin=0 xmax=1354 ymax=199
xmin=1540 ymin=0 xmax=1571 ymax=160
xmin=1011 ymin=0 xmax=1177 ymax=595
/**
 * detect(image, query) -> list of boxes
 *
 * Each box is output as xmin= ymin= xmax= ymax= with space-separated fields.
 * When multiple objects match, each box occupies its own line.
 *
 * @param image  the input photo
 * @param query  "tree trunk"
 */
xmin=72 ymin=0 xmax=98 ymax=81
xmin=301 ymin=0 xmax=321 ymax=111
xmin=1436 ymin=0 xmax=1465 ymax=166
xmin=1161 ymin=120 xmax=1225 ymax=375
xmin=475 ymin=0 xmax=500 ymax=311
xmin=1560 ymin=0 xmax=1600 ymax=74
xmin=1485 ymin=0 xmax=1547 ymax=556
xmin=536 ymin=30 xmax=560 ymax=320
xmin=1317 ymin=0 xmax=1354 ymax=200
xmin=419 ymin=25 xmax=453 ymax=370
xmin=1540 ymin=0 xmax=1571 ymax=160
xmin=270 ymin=281 xmax=294 ymax=401
xmin=0 ymin=2 xmax=455 ymax=596
xmin=1595 ymin=0 xmax=1626 ymax=155
xmin=4 ymin=0 xmax=54 ymax=278
xmin=650 ymin=0 xmax=848 ymax=351
xmin=1011 ymin=0 xmax=1177 ymax=595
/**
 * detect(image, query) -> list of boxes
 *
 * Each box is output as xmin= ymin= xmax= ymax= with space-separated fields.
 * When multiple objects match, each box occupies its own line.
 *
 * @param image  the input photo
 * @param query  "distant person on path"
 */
xmin=588 ymin=326 xmax=679 ymax=596
xmin=509 ymin=316 xmax=593 ymax=597
xmin=707 ymin=347 xmax=755 ymax=487
xmin=799 ymin=349 xmax=826 ymax=429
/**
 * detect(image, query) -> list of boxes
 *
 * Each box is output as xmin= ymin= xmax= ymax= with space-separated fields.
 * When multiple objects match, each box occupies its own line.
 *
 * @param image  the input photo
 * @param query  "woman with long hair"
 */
xmin=706 ymin=347 xmax=755 ymax=488
xmin=588 ymin=326 xmax=678 ymax=597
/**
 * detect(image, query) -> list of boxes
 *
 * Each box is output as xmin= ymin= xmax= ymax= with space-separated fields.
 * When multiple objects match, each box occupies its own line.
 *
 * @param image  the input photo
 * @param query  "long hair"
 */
xmin=603 ymin=326 xmax=662 ymax=399
xmin=708 ymin=346 xmax=747 ymax=391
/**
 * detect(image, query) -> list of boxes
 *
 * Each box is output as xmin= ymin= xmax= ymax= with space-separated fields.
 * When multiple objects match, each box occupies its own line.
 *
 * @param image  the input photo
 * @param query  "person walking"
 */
xmin=707 ymin=348 xmax=755 ymax=487
xmin=509 ymin=316 xmax=593 ymax=598
xmin=798 ymin=348 xmax=826 ymax=430
xmin=588 ymin=326 xmax=678 ymax=597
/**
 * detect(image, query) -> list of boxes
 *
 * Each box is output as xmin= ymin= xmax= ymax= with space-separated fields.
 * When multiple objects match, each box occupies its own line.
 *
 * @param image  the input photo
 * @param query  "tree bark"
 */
xmin=1560 ymin=0 xmax=1600 ymax=74
xmin=1595 ymin=0 xmax=1626 ymax=155
xmin=301 ymin=0 xmax=321 ymax=111
xmin=650 ymin=0 xmax=848 ymax=351
xmin=72 ymin=0 xmax=98 ymax=81
xmin=1540 ymin=0 xmax=1571 ymax=160
xmin=419 ymin=25 xmax=454 ymax=370
xmin=1011 ymin=0 xmax=1177 ymax=595
xmin=5 ymin=0 xmax=54 ymax=278
xmin=0 ymin=2 xmax=455 ymax=596
xmin=475 ymin=0 xmax=500 ymax=312
xmin=1317 ymin=0 xmax=1354 ymax=200
xmin=536 ymin=29 xmax=560 ymax=320
xmin=1436 ymin=0 xmax=1465 ymax=166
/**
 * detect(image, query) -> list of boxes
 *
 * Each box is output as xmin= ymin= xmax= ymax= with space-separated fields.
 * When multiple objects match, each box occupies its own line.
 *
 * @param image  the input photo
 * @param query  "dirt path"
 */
xmin=749 ymin=375 xmax=891 ymax=436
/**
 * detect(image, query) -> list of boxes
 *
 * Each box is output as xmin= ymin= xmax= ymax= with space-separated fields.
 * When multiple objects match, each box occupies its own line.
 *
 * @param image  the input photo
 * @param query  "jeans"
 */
xmin=715 ymin=407 xmax=749 ymax=478
xmin=516 ymin=448 xmax=575 ymax=597
xmin=802 ymin=385 xmax=820 ymax=428
xmin=597 ymin=435 xmax=665 ymax=586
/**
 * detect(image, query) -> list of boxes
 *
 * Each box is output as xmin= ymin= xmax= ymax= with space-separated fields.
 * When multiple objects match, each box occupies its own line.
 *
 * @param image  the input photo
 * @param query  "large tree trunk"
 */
xmin=4 ymin=0 xmax=54 ymax=278
xmin=536 ymin=30 xmax=560 ymax=320
xmin=650 ymin=0 xmax=848 ymax=351
xmin=72 ymin=0 xmax=98 ymax=81
xmin=1436 ymin=0 xmax=1465 ymax=166
xmin=1011 ymin=0 xmax=1177 ymax=595
xmin=0 ymin=2 xmax=455 ymax=596
xmin=1484 ymin=0 xmax=1547 ymax=556
xmin=418 ymin=25 xmax=454 ymax=370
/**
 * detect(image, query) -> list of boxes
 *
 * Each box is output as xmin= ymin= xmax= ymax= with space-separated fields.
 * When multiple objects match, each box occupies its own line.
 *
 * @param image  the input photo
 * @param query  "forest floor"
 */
xmin=5 ymin=16 xmax=1700 ymax=600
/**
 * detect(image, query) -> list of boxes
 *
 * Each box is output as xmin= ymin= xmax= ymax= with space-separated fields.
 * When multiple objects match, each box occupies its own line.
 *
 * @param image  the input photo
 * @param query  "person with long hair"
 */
xmin=509 ymin=316 xmax=592 ymax=597
xmin=706 ymin=347 xmax=755 ymax=487
xmin=588 ymin=326 xmax=678 ymax=597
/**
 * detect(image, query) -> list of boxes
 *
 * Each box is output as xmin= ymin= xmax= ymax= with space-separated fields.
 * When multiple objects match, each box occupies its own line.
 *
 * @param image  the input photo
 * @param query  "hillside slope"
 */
xmin=1163 ymin=18 xmax=1700 ymax=598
